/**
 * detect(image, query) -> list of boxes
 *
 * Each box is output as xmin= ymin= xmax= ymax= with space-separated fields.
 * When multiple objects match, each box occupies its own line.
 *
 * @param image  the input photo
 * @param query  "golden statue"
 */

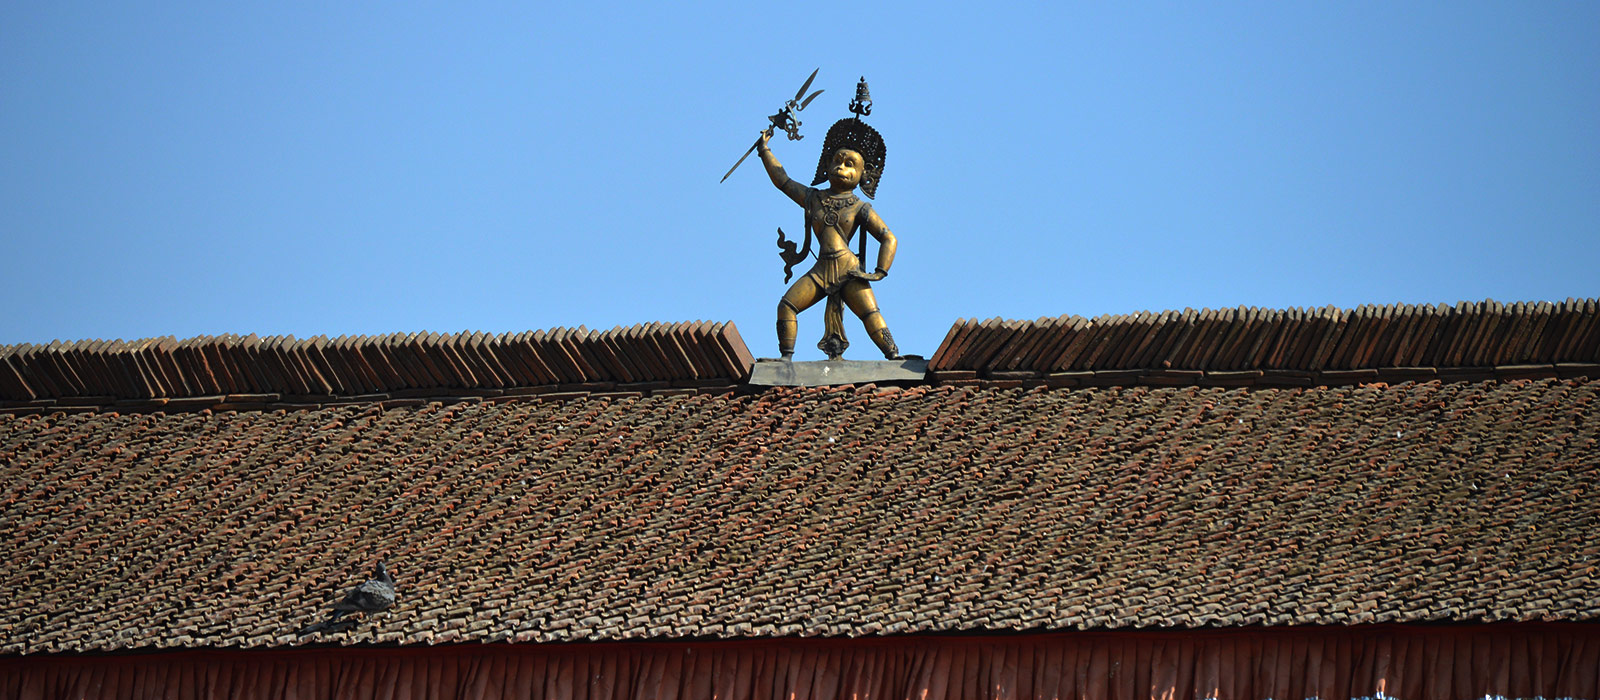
xmin=755 ymin=79 xmax=901 ymax=361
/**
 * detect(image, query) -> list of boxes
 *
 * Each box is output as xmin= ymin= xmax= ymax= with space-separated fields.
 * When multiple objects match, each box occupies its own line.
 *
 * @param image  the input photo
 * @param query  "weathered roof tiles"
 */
xmin=2 ymin=377 xmax=1596 ymax=653
xmin=0 ymin=321 xmax=754 ymax=403
xmin=931 ymin=298 xmax=1600 ymax=375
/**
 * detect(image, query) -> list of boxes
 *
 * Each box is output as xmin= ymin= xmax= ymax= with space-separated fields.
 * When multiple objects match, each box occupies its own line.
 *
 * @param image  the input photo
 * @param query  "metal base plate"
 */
xmin=748 ymin=357 xmax=928 ymax=387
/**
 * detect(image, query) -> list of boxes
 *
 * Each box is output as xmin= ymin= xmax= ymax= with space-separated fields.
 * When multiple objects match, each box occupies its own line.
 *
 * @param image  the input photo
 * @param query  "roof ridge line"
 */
xmin=4 ymin=297 xmax=1596 ymax=406
xmin=928 ymin=297 xmax=1599 ymax=375
xmin=2 ymin=361 xmax=1594 ymax=417
xmin=0 ymin=322 xmax=755 ymax=403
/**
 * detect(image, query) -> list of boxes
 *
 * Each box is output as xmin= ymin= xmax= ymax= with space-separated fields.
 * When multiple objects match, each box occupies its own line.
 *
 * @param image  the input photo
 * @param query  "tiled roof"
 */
xmin=931 ymin=299 xmax=1600 ymax=387
xmin=0 ymin=322 xmax=755 ymax=406
xmin=7 ymin=300 xmax=1597 ymax=417
xmin=2 ymin=374 xmax=1596 ymax=653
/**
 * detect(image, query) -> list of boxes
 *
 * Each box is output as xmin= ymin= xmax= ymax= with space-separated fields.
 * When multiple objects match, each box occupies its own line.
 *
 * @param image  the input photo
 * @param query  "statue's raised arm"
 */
xmin=757 ymin=129 xmax=808 ymax=207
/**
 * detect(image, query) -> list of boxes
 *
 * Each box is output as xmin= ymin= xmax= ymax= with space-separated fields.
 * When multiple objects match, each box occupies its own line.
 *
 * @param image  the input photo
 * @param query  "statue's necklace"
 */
xmin=817 ymin=192 xmax=859 ymax=228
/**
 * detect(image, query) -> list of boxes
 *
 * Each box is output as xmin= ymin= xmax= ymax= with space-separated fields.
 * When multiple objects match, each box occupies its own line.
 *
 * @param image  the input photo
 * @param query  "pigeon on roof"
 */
xmin=297 ymin=562 xmax=396 ymax=635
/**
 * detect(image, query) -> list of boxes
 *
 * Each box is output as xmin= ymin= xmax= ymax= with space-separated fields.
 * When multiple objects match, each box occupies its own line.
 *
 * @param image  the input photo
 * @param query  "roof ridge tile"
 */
xmin=0 ymin=322 xmax=755 ymax=402
xmin=5 ymin=298 xmax=1595 ymax=405
xmin=930 ymin=298 xmax=1599 ymax=380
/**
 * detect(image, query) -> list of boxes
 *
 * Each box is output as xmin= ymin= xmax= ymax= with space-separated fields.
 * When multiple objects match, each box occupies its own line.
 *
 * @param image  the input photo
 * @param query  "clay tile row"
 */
xmin=929 ymin=298 xmax=1600 ymax=373
xmin=0 ymin=322 xmax=755 ymax=401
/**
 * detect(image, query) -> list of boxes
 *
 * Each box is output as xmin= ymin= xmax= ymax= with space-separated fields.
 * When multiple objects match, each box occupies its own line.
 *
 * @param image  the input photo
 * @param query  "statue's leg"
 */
xmin=841 ymin=281 xmax=900 ymax=359
xmin=777 ymin=277 xmax=824 ymax=360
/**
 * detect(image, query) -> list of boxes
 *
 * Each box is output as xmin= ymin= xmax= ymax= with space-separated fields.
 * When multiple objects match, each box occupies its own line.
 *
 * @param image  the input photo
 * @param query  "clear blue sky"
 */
xmin=3 ymin=2 xmax=1595 ymax=360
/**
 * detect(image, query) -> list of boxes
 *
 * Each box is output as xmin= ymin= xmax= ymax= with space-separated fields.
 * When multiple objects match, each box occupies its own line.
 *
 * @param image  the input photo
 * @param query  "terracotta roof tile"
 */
xmin=0 ymin=323 xmax=756 ymax=403
xmin=932 ymin=298 xmax=1600 ymax=376
xmin=1 ymin=376 xmax=1596 ymax=653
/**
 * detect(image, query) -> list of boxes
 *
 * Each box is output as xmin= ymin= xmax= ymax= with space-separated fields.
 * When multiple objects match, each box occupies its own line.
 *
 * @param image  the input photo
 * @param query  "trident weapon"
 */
xmin=719 ymin=68 xmax=824 ymax=183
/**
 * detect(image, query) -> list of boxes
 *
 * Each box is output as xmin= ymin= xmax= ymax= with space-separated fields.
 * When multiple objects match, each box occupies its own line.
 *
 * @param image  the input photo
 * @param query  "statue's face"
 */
xmin=828 ymin=149 xmax=865 ymax=189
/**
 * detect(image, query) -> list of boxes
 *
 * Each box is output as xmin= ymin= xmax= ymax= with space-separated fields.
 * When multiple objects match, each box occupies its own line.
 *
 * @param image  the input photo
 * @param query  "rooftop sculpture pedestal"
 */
xmin=748 ymin=357 xmax=927 ymax=387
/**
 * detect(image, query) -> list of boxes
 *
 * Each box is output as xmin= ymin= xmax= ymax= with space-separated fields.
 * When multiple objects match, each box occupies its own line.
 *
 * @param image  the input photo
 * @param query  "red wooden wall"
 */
xmin=4 ymin=624 xmax=1597 ymax=700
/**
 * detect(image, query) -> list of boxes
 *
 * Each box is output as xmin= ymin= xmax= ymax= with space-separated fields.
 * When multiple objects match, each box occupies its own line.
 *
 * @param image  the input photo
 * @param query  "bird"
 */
xmin=298 ymin=562 xmax=396 ymax=635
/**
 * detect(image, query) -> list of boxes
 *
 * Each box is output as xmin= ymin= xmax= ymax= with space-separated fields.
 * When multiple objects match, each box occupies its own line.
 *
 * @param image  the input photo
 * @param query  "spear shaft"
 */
xmin=720 ymin=138 xmax=764 ymax=183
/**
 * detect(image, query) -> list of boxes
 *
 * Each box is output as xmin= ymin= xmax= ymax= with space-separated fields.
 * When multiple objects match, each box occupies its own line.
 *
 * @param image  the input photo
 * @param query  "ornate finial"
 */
xmin=849 ymin=77 xmax=872 ymax=118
